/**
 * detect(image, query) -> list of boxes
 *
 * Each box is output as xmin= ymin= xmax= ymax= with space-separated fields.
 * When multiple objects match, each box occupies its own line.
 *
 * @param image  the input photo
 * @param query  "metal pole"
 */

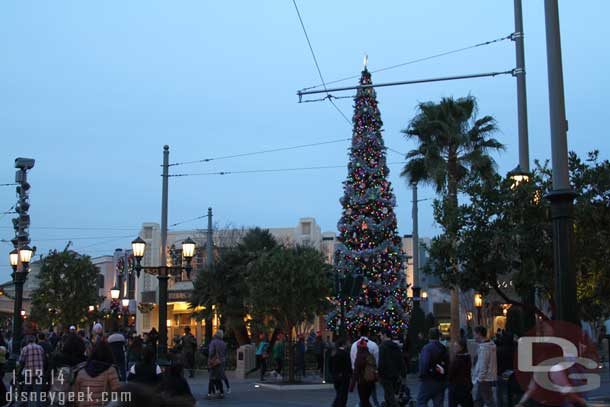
xmin=205 ymin=207 xmax=214 ymax=344
xmin=412 ymin=184 xmax=420 ymax=288
xmin=158 ymin=145 xmax=170 ymax=358
xmin=543 ymin=0 xmax=577 ymax=325
xmin=514 ymin=0 xmax=530 ymax=172
xmin=297 ymin=70 xmax=514 ymax=98
xmin=8 ymin=160 xmax=34 ymax=370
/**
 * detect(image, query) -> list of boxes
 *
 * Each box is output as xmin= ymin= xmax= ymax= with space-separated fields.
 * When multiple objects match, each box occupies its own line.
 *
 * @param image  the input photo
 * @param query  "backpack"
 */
xmin=428 ymin=343 xmax=448 ymax=380
xmin=363 ymin=353 xmax=378 ymax=383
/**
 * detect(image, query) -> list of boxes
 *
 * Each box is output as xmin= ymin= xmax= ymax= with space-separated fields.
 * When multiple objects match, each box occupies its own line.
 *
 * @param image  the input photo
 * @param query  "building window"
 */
xmin=143 ymin=227 xmax=153 ymax=239
xmin=97 ymin=274 xmax=105 ymax=289
xmin=302 ymin=223 xmax=311 ymax=235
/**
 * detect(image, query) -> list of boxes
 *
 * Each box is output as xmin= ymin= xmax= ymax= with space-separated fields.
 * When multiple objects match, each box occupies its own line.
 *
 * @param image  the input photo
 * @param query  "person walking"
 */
xmin=350 ymin=326 xmax=379 ymax=368
xmin=313 ymin=331 xmax=324 ymax=377
xmin=73 ymin=341 xmax=121 ymax=407
xmin=448 ymin=339 xmax=473 ymax=407
xmin=604 ymin=314 xmax=610 ymax=373
xmin=108 ymin=329 xmax=127 ymax=381
xmin=417 ymin=328 xmax=449 ymax=407
xmin=159 ymin=362 xmax=196 ymax=406
xmin=181 ymin=326 xmax=197 ymax=378
xmin=378 ymin=328 xmax=406 ymax=407
xmin=127 ymin=345 xmax=162 ymax=387
xmin=207 ymin=330 xmax=228 ymax=399
xmin=127 ymin=335 xmax=143 ymax=371
xmin=330 ymin=337 xmax=352 ymax=407
xmin=255 ymin=333 xmax=270 ymax=381
xmin=295 ymin=334 xmax=306 ymax=377
xmin=19 ymin=335 xmax=46 ymax=407
xmin=351 ymin=339 xmax=378 ymax=407
xmin=472 ymin=326 xmax=497 ymax=407
xmin=272 ymin=333 xmax=285 ymax=377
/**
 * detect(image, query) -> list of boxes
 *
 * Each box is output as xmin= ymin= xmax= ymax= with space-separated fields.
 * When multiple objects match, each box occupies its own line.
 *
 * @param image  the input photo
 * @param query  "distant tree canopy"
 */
xmin=425 ymin=150 xmax=610 ymax=322
xmin=31 ymin=249 xmax=101 ymax=328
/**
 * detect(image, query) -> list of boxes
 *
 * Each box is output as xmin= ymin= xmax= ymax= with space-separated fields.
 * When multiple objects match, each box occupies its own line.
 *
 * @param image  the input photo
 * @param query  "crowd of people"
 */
xmin=328 ymin=325 xmax=520 ymax=407
xmin=1 ymin=323 xmax=197 ymax=407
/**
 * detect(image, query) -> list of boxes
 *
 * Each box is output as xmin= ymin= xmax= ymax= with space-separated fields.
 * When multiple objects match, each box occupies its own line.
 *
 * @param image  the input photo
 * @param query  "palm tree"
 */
xmin=401 ymin=95 xmax=504 ymax=343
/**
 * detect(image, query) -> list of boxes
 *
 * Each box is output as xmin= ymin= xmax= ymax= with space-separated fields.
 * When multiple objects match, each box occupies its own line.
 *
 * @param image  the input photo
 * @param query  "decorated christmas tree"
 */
xmin=327 ymin=65 xmax=410 ymax=336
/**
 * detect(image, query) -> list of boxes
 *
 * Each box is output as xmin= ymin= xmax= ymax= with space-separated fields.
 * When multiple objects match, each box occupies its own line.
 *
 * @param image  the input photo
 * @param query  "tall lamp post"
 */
xmin=121 ymin=299 xmax=130 ymax=330
xmin=110 ymin=283 xmax=120 ymax=330
xmin=8 ymin=246 xmax=33 ymax=365
xmin=131 ymin=235 xmax=196 ymax=363
xmin=543 ymin=0 xmax=577 ymax=325
xmin=474 ymin=293 xmax=483 ymax=325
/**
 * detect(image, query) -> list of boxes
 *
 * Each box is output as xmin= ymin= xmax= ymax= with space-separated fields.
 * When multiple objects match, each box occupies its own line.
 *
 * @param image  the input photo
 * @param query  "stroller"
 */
xmin=381 ymin=378 xmax=414 ymax=407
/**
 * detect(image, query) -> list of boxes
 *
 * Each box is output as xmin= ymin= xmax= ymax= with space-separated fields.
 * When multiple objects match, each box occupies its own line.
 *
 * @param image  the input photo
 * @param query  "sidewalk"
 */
xmin=186 ymin=371 xmax=610 ymax=407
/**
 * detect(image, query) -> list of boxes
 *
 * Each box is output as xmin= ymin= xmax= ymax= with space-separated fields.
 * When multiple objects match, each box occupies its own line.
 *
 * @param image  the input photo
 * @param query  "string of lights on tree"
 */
xmin=327 ymin=66 xmax=411 ymax=336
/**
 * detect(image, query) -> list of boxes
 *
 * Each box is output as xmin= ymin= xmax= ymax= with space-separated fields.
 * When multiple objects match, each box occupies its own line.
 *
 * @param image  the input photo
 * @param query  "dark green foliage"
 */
xmin=190 ymin=228 xmax=278 ymax=346
xmin=248 ymin=245 xmax=333 ymax=383
xmin=30 ymin=250 xmax=101 ymax=329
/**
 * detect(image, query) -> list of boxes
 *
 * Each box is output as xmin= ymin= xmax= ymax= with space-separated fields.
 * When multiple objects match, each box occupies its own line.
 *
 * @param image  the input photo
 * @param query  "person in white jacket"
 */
xmin=472 ymin=326 xmax=497 ymax=407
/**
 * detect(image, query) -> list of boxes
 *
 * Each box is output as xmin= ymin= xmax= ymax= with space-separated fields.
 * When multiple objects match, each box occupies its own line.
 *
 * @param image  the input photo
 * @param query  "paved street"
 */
xmin=186 ymin=371 xmax=610 ymax=407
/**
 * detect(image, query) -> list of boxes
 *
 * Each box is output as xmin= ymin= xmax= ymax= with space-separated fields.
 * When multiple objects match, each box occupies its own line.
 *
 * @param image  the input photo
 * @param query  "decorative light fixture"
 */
xmin=508 ymin=164 xmax=530 ymax=188
xmin=474 ymin=293 xmax=483 ymax=308
xmin=9 ymin=249 xmax=19 ymax=270
xmin=88 ymin=305 xmax=95 ymax=312
xmin=131 ymin=237 xmax=146 ymax=260
xmin=110 ymin=284 xmax=120 ymax=300
xmin=19 ymin=246 xmax=33 ymax=265
xmin=421 ymin=291 xmax=428 ymax=299
xmin=122 ymin=299 xmax=130 ymax=308
xmin=181 ymin=237 xmax=196 ymax=260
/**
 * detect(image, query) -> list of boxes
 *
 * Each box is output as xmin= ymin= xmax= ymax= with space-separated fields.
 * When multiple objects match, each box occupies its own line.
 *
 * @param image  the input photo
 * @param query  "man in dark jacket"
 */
xmin=417 ymin=328 xmax=449 ymax=407
xmin=379 ymin=328 xmax=407 ymax=407
xmin=330 ymin=337 xmax=352 ymax=407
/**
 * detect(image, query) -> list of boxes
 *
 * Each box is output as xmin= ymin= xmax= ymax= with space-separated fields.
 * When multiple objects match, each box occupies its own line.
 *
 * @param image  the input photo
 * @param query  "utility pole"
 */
xmin=411 ymin=184 xmax=421 ymax=306
xmin=514 ymin=0 xmax=530 ymax=172
xmin=158 ymin=145 xmax=170 ymax=358
xmin=543 ymin=0 xmax=577 ymax=324
xmin=205 ymin=207 xmax=214 ymax=345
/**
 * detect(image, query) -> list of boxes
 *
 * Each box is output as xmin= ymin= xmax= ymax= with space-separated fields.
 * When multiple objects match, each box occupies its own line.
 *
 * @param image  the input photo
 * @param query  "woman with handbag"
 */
xmin=351 ymin=339 xmax=378 ymax=407
xmin=207 ymin=330 xmax=227 ymax=400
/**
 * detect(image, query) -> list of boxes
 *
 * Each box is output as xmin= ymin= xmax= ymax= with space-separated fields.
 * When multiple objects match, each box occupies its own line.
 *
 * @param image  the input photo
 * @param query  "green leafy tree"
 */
xmin=247 ymin=245 xmax=332 ymax=383
xmin=427 ymin=150 xmax=610 ymax=324
xmin=190 ymin=228 xmax=277 ymax=346
xmin=401 ymin=96 xmax=504 ymax=341
xmin=568 ymin=151 xmax=610 ymax=320
xmin=30 ymin=250 xmax=101 ymax=328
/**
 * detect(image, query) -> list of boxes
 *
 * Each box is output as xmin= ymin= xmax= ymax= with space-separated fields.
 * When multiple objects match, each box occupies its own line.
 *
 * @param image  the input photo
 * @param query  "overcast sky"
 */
xmin=1 ymin=1 xmax=608 ymax=280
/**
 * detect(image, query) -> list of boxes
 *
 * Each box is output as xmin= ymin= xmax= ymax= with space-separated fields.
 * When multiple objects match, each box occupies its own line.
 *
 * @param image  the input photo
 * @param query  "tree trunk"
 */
xmin=286 ymin=324 xmax=296 ymax=383
xmin=447 ymin=156 xmax=461 ymax=345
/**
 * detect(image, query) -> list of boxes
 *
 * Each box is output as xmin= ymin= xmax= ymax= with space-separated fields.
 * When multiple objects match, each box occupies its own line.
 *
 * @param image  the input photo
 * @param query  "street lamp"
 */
xmin=474 ymin=294 xmax=483 ymax=325
xmin=130 ymin=235 xmax=196 ymax=362
xmin=508 ymin=164 xmax=530 ymax=188
xmin=9 ymin=249 xmax=18 ymax=270
xmin=110 ymin=284 xmax=120 ymax=300
xmin=421 ymin=291 xmax=428 ymax=300
xmin=121 ymin=299 xmax=130 ymax=330
xmin=19 ymin=246 xmax=33 ymax=265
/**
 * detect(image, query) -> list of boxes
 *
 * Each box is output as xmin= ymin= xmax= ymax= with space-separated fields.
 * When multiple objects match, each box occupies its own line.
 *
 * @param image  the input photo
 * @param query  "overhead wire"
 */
xmin=300 ymin=33 xmax=514 ymax=92
xmin=168 ymin=138 xmax=350 ymax=167
xmin=168 ymin=162 xmax=406 ymax=177
xmin=170 ymin=214 xmax=210 ymax=227
xmin=0 ymin=226 xmax=139 ymax=231
xmin=291 ymin=0 xmax=352 ymax=126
